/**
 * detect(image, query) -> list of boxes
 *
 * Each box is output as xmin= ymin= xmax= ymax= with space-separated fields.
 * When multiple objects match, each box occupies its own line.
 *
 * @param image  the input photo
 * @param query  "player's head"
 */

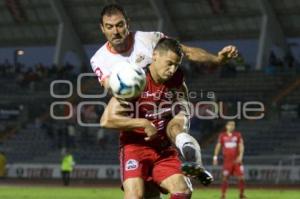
xmin=152 ymin=38 xmax=183 ymax=82
xmin=225 ymin=120 xmax=236 ymax=132
xmin=100 ymin=4 xmax=130 ymax=48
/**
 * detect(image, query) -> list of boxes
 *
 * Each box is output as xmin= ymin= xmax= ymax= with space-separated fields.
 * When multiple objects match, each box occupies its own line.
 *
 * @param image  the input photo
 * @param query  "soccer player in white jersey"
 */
xmin=90 ymin=4 xmax=238 ymax=199
xmin=91 ymin=4 xmax=238 ymax=88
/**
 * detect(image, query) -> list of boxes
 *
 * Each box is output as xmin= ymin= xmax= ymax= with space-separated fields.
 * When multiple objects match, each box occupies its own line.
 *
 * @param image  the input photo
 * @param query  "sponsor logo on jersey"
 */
xmin=141 ymin=90 xmax=178 ymax=101
xmin=224 ymin=141 xmax=237 ymax=148
xmin=125 ymin=159 xmax=139 ymax=171
xmin=142 ymin=90 xmax=164 ymax=98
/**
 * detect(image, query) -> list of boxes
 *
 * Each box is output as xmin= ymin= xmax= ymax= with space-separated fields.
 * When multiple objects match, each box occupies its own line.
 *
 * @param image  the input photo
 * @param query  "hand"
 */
xmin=213 ymin=156 xmax=218 ymax=166
xmin=118 ymin=99 xmax=130 ymax=107
xmin=144 ymin=121 xmax=158 ymax=141
xmin=152 ymin=120 xmax=165 ymax=131
xmin=218 ymin=45 xmax=239 ymax=63
xmin=235 ymin=156 xmax=243 ymax=164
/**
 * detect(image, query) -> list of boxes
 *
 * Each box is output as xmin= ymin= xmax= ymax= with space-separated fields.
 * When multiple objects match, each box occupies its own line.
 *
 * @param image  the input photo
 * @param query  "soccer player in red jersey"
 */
xmin=213 ymin=120 xmax=247 ymax=199
xmin=100 ymin=38 xmax=212 ymax=199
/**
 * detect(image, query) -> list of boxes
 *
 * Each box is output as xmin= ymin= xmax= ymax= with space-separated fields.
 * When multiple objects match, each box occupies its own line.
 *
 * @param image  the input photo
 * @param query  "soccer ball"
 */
xmin=109 ymin=62 xmax=146 ymax=100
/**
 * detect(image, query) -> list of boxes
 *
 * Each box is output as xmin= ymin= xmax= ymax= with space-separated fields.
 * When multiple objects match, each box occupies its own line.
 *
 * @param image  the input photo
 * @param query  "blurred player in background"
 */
xmin=0 ymin=151 xmax=7 ymax=178
xmin=100 ymin=38 xmax=213 ymax=199
xmin=213 ymin=120 xmax=247 ymax=199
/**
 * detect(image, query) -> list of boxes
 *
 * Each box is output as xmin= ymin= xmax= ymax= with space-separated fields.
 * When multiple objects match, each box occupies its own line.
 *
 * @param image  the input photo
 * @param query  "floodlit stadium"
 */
xmin=0 ymin=0 xmax=300 ymax=199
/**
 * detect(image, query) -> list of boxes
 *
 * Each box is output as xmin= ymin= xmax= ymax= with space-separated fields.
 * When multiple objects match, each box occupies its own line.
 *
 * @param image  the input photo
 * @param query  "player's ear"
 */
xmin=153 ymin=50 xmax=158 ymax=62
xmin=126 ymin=23 xmax=129 ymax=30
xmin=100 ymin=23 xmax=105 ymax=33
xmin=125 ymin=18 xmax=130 ymax=29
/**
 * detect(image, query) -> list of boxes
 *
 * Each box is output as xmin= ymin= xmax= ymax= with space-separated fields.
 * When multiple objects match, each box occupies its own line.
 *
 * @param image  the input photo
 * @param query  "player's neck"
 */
xmin=226 ymin=131 xmax=233 ymax=135
xmin=149 ymin=64 xmax=164 ymax=84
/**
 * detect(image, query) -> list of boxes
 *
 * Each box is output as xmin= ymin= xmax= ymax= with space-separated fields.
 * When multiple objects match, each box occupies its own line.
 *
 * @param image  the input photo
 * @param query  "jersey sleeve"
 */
xmin=150 ymin=31 xmax=165 ymax=48
xmin=138 ymin=31 xmax=165 ymax=50
xmin=90 ymin=57 xmax=110 ymax=84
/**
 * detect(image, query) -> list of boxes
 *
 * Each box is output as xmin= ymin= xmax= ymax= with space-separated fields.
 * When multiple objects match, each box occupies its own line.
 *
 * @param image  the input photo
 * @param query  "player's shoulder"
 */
xmin=90 ymin=43 xmax=108 ymax=65
xmin=134 ymin=30 xmax=165 ymax=45
xmin=135 ymin=30 xmax=164 ymax=39
xmin=234 ymin=131 xmax=242 ymax=137
xmin=218 ymin=131 xmax=227 ymax=138
xmin=219 ymin=131 xmax=226 ymax=136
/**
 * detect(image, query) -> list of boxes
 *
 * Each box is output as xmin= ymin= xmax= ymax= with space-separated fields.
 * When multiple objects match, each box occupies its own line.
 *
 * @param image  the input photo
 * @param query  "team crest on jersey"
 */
xmin=125 ymin=159 xmax=139 ymax=171
xmin=135 ymin=54 xmax=145 ymax=64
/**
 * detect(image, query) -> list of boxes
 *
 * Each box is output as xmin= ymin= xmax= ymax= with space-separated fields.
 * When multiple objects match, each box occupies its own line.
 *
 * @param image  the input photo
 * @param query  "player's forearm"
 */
xmin=214 ymin=143 xmax=221 ymax=157
xmin=173 ymin=82 xmax=191 ymax=117
xmin=238 ymin=143 xmax=244 ymax=159
xmin=182 ymin=45 xmax=221 ymax=64
xmin=100 ymin=96 xmax=145 ymax=130
xmin=102 ymin=78 xmax=110 ymax=90
xmin=101 ymin=115 xmax=149 ymax=130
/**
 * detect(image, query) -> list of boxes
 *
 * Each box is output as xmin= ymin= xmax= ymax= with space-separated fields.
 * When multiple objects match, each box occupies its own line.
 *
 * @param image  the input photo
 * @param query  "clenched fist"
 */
xmin=218 ymin=45 xmax=239 ymax=63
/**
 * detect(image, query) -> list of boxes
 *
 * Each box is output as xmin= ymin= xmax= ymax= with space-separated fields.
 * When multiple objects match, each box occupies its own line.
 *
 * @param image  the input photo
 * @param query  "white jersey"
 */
xmin=90 ymin=31 xmax=164 ymax=83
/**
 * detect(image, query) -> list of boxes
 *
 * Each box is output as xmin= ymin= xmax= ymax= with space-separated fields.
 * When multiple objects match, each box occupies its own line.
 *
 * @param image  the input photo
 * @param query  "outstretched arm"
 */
xmin=181 ymin=44 xmax=238 ymax=65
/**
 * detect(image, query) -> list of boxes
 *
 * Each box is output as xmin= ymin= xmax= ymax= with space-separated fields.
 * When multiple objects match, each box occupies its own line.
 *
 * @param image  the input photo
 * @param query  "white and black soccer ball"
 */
xmin=109 ymin=62 xmax=146 ymax=100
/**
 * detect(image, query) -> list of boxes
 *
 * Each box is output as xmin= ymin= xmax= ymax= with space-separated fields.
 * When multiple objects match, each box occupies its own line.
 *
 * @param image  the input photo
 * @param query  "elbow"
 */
xmin=100 ymin=117 xmax=111 ymax=128
xmin=100 ymin=116 xmax=118 ymax=129
xmin=100 ymin=120 xmax=106 ymax=128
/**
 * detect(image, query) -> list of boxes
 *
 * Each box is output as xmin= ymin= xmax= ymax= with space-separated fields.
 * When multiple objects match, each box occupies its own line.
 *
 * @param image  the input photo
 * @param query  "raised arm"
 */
xmin=181 ymin=44 xmax=238 ymax=65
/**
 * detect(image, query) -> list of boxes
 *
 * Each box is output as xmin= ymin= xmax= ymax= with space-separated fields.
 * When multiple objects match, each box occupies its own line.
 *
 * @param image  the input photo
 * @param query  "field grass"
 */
xmin=0 ymin=186 xmax=299 ymax=199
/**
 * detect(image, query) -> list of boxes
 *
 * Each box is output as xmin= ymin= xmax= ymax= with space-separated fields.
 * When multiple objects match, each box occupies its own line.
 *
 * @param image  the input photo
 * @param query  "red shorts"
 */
xmin=119 ymin=144 xmax=182 ymax=184
xmin=223 ymin=162 xmax=244 ymax=177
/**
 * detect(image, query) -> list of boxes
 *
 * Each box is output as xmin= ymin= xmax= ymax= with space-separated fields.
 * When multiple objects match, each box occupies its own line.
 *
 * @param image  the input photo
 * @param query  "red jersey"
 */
xmin=120 ymin=66 xmax=184 ymax=148
xmin=218 ymin=131 xmax=243 ymax=161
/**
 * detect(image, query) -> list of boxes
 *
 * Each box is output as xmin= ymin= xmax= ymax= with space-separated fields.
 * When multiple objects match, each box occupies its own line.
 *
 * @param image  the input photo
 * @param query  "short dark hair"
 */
xmin=100 ymin=4 xmax=128 ymax=25
xmin=154 ymin=38 xmax=183 ymax=58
